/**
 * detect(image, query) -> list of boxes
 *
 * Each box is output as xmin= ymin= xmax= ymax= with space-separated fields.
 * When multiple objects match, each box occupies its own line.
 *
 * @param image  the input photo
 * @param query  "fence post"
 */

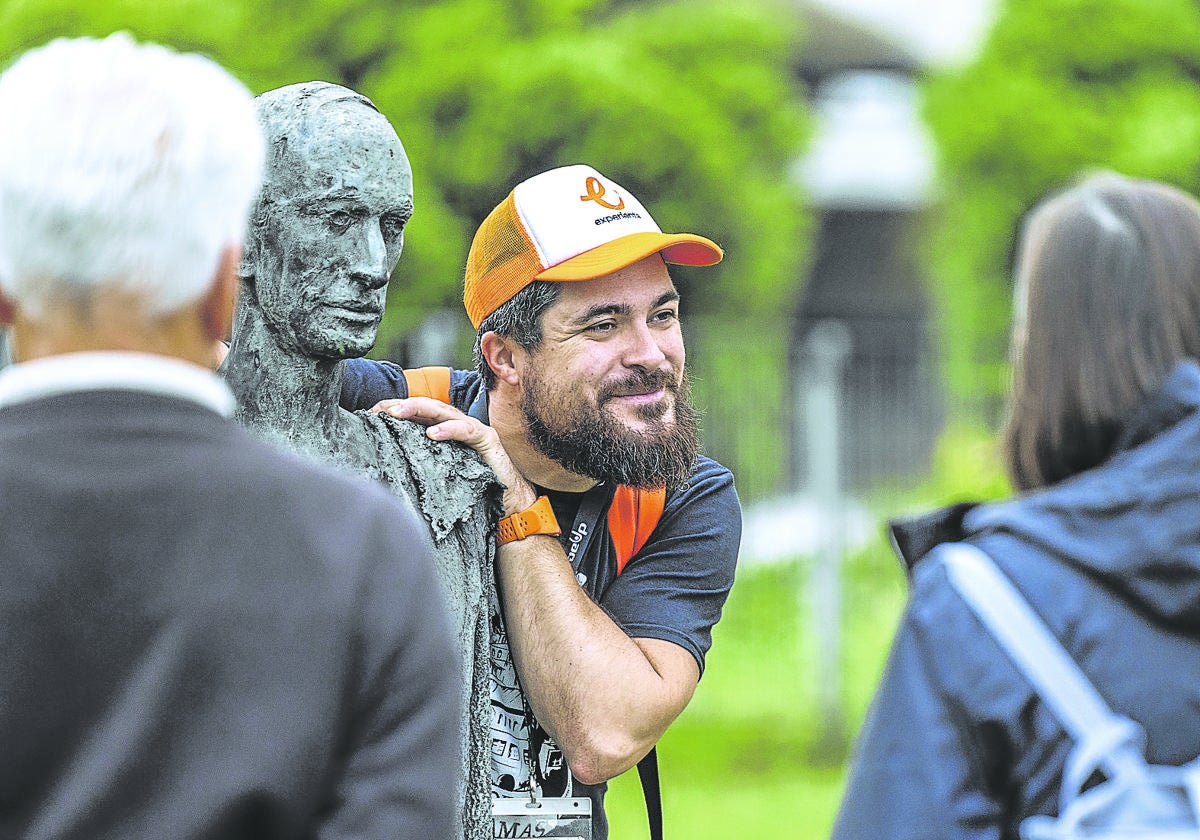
xmin=800 ymin=319 xmax=853 ymax=759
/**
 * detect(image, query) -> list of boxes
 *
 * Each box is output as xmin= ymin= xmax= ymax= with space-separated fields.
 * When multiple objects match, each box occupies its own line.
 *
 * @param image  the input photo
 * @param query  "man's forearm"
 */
xmin=495 ymin=534 xmax=697 ymax=785
xmin=368 ymin=395 xmax=701 ymax=783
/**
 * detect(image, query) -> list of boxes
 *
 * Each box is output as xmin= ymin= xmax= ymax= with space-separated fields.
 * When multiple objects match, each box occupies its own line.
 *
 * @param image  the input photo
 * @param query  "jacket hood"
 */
xmin=962 ymin=360 xmax=1200 ymax=628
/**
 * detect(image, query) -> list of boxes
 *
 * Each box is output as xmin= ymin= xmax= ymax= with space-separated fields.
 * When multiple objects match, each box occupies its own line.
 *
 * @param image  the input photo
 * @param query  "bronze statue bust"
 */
xmin=221 ymin=81 xmax=494 ymax=840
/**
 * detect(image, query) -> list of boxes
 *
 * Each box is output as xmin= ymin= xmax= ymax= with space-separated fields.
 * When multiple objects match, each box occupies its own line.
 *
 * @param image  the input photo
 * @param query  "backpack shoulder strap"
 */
xmin=939 ymin=542 xmax=1149 ymax=783
xmin=402 ymin=365 xmax=453 ymax=403
xmin=608 ymin=487 xmax=667 ymax=838
xmin=940 ymin=543 xmax=1118 ymax=739
xmin=608 ymin=485 xmax=667 ymax=575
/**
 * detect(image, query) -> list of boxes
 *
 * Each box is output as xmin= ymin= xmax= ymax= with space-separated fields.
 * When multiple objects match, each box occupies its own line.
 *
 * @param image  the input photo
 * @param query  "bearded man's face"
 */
xmin=516 ymin=257 xmax=698 ymax=489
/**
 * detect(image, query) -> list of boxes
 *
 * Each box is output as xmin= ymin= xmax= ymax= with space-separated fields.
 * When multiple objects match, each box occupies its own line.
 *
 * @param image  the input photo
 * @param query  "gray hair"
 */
xmin=0 ymin=33 xmax=264 ymax=318
xmin=473 ymin=280 xmax=562 ymax=390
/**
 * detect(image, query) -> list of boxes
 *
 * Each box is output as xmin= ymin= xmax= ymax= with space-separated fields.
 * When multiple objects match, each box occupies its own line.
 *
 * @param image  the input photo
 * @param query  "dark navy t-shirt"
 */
xmin=341 ymin=357 xmax=741 ymax=837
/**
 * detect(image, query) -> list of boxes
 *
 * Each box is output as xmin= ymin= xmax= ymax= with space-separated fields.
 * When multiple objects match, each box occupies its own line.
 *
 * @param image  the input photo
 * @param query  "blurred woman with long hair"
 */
xmin=833 ymin=172 xmax=1200 ymax=839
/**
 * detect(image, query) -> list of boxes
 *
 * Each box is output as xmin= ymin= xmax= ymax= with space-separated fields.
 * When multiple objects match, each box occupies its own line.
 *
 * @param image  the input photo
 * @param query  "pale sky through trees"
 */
xmin=808 ymin=0 xmax=997 ymax=66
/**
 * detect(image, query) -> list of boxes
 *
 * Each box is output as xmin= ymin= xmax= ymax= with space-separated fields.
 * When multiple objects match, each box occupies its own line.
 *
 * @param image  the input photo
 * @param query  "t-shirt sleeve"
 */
xmin=597 ymin=457 xmax=742 ymax=676
xmin=340 ymin=358 xmax=409 ymax=410
xmin=340 ymin=359 xmax=484 ymax=413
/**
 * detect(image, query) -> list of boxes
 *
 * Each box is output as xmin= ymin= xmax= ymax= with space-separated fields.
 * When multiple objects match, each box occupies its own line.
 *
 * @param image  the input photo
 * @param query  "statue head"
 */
xmin=241 ymin=82 xmax=412 ymax=360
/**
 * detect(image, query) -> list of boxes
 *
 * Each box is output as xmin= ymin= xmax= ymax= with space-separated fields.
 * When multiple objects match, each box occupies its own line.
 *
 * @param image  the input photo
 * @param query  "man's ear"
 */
xmin=201 ymin=244 xmax=241 ymax=343
xmin=480 ymin=331 xmax=523 ymax=387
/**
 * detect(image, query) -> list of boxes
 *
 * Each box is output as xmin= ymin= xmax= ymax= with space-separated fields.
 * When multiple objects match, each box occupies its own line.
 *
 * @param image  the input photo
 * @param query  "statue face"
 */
xmin=251 ymin=106 xmax=413 ymax=359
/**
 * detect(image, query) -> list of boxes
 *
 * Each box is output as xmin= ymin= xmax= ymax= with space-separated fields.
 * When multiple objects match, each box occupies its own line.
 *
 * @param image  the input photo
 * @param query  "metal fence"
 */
xmin=686 ymin=311 xmax=946 ymax=506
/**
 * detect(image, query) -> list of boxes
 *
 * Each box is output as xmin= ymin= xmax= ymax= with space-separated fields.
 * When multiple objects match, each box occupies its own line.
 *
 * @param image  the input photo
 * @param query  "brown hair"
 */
xmin=1003 ymin=172 xmax=1200 ymax=490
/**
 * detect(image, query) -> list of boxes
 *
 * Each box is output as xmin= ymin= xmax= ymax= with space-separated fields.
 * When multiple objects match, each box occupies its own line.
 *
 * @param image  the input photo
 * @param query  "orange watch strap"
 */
xmin=496 ymin=495 xmax=562 ymax=545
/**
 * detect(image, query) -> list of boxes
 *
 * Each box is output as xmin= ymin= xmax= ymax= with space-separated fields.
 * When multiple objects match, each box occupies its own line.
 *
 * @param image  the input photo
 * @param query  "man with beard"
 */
xmin=340 ymin=164 xmax=742 ymax=839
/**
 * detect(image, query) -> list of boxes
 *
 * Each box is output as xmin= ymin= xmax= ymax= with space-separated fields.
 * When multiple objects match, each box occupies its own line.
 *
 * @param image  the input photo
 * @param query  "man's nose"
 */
xmin=349 ymin=220 xmax=391 ymax=290
xmin=622 ymin=322 xmax=670 ymax=371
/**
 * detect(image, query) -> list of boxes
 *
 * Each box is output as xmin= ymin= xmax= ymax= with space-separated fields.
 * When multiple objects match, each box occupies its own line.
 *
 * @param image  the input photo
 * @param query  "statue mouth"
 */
xmin=324 ymin=303 xmax=382 ymax=322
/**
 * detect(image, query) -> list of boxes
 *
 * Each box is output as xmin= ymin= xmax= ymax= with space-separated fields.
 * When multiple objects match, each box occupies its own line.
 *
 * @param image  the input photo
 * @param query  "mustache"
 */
xmin=597 ymin=369 xmax=679 ymax=402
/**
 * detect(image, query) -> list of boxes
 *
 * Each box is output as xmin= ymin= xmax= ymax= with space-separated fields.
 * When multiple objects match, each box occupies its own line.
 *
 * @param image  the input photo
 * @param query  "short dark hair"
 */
xmin=472 ymin=279 xmax=562 ymax=390
xmin=1003 ymin=172 xmax=1200 ymax=489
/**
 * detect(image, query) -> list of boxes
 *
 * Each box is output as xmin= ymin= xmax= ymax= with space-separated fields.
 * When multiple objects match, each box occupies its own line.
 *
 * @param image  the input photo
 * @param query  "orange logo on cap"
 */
xmin=580 ymin=176 xmax=625 ymax=211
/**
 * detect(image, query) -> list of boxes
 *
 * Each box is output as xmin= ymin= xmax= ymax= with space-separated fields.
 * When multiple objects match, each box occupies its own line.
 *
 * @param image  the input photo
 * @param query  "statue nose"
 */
xmin=350 ymin=221 xmax=390 ymax=289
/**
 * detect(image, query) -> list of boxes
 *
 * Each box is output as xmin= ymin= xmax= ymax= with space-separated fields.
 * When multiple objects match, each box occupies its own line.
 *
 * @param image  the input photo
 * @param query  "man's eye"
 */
xmin=587 ymin=321 xmax=617 ymax=334
xmin=651 ymin=309 xmax=678 ymax=324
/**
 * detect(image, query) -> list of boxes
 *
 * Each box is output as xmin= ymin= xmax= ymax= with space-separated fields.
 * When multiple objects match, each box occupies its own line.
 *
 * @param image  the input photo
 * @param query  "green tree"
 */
xmin=0 ymin=0 xmax=810 ymax=498
xmin=923 ymin=0 xmax=1200 ymax=420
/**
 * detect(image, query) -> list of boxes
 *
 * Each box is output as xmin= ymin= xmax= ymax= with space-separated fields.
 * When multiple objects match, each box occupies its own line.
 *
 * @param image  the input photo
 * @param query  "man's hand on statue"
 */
xmin=369 ymin=397 xmax=537 ymax=514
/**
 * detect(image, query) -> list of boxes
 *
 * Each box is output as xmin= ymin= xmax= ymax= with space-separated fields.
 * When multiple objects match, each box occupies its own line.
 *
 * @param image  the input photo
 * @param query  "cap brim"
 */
xmin=535 ymin=231 xmax=723 ymax=282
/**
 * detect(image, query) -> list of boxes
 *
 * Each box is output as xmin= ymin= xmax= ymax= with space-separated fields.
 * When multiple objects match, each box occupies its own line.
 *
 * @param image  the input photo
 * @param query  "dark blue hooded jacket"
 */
xmin=833 ymin=360 xmax=1200 ymax=840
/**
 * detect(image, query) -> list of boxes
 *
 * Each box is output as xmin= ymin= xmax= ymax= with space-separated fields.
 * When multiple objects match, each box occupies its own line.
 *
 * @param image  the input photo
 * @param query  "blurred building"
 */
xmin=788 ymin=0 xmax=994 ymax=494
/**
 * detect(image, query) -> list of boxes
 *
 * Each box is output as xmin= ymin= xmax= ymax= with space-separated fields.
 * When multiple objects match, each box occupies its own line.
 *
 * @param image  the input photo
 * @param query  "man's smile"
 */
xmin=606 ymin=388 xmax=667 ymax=405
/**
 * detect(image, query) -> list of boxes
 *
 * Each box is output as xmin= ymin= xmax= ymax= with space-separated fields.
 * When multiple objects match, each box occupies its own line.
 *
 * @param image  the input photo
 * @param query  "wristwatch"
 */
xmin=496 ymin=495 xmax=562 ymax=546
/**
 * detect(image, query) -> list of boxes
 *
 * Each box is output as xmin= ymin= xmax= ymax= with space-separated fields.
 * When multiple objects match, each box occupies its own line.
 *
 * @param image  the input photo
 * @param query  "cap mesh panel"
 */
xmin=464 ymin=194 xmax=544 ymax=327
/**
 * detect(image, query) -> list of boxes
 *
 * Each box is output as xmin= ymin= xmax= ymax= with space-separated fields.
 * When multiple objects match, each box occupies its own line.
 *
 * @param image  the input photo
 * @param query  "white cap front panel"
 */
xmin=511 ymin=164 xmax=663 ymax=269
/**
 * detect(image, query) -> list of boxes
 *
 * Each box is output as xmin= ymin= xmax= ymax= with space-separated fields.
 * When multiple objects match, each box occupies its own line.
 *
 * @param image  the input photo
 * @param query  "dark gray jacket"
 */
xmin=0 ymin=388 xmax=461 ymax=840
xmin=834 ymin=360 xmax=1200 ymax=840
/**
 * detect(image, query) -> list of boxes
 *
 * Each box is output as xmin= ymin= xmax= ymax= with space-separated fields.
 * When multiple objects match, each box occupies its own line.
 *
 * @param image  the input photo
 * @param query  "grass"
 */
xmin=603 ymin=539 xmax=909 ymax=839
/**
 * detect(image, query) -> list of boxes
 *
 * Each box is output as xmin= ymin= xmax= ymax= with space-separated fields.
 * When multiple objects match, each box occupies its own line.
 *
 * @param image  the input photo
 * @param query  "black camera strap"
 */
xmin=555 ymin=484 xmax=666 ymax=840
xmin=637 ymin=747 xmax=663 ymax=840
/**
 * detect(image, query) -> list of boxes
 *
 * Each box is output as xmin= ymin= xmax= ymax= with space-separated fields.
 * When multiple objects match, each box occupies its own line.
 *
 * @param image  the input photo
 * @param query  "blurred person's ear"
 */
xmin=202 ymin=244 xmax=241 ymax=344
xmin=0 ymin=287 xmax=15 ymax=327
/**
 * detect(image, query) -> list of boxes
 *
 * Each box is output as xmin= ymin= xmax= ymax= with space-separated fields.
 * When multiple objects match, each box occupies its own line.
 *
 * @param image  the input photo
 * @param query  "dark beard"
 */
xmin=521 ymin=367 xmax=700 ymax=490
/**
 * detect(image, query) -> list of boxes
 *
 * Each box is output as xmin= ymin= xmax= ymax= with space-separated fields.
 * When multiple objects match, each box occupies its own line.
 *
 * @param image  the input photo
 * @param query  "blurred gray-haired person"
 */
xmin=0 ymin=33 xmax=461 ymax=840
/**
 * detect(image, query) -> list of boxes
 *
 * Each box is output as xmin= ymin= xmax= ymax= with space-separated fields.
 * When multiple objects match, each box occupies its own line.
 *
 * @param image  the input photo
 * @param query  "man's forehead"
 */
xmin=547 ymin=257 xmax=677 ymax=318
xmin=289 ymin=112 xmax=405 ymax=167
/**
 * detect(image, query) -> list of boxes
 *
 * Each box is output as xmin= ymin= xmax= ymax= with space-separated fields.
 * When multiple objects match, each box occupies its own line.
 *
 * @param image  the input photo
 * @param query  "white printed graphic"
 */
xmin=489 ymin=599 xmax=571 ymax=798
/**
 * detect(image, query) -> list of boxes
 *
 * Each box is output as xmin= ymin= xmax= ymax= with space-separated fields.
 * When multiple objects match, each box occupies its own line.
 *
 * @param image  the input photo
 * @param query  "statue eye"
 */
xmin=326 ymin=210 xmax=353 ymax=232
xmin=382 ymin=213 xmax=407 ymax=238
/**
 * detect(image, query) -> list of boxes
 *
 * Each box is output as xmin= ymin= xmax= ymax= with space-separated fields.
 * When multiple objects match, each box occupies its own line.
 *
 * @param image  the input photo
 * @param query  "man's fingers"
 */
xmin=374 ymin=397 xmax=494 ymax=448
xmin=370 ymin=396 xmax=463 ymax=426
xmin=372 ymin=396 xmax=534 ymax=510
xmin=367 ymin=398 xmax=406 ymax=414
xmin=426 ymin=419 xmax=483 ymax=443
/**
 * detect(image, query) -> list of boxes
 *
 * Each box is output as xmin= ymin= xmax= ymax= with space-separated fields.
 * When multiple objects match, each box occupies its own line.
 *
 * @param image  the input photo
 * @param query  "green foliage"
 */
xmin=363 ymin=0 xmax=810 ymax=344
xmin=923 ymin=0 xmax=1200 ymax=417
xmin=605 ymin=548 xmax=908 ymax=839
xmin=878 ymin=420 xmax=1012 ymax=520
xmin=0 ymin=0 xmax=811 ymax=497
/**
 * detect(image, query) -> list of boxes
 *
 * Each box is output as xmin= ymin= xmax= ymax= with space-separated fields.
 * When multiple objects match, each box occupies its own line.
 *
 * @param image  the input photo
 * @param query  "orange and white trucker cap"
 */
xmin=462 ymin=163 xmax=723 ymax=329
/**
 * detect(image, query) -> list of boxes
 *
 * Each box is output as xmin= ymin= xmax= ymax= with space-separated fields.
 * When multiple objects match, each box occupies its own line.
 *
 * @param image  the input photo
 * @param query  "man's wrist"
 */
xmin=496 ymin=495 xmax=561 ymax=545
xmin=500 ymin=481 xmax=539 ymax=518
